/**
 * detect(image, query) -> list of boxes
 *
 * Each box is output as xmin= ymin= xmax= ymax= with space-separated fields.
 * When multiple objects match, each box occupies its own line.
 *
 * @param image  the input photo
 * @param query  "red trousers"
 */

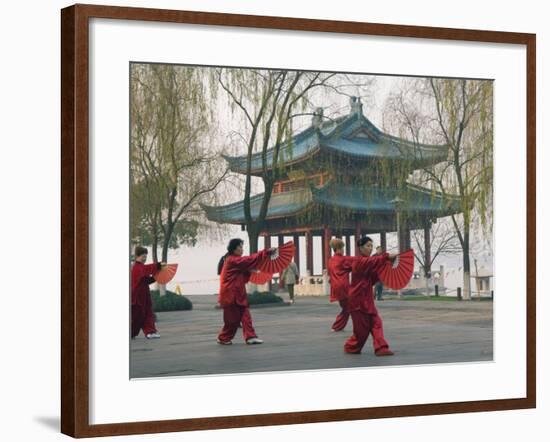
xmin=344 ymin=311 xmax=389 ymax=354
xmin=331 ymin=299 xmax=350 ymax=331
xmin=218 ymin=305 xmax=257 ymax=343
xmin=131 ymin=295 xmax=157 ymax=338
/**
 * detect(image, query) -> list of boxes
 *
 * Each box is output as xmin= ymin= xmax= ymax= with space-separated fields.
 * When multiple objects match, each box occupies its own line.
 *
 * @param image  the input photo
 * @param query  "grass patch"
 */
xmin=248 ymin=291 xmax=284 ymax=305
xmin=151 ymin=290 xmax=193 ymax=312
xmin=402 ymin=295 xmax=460 ymax=301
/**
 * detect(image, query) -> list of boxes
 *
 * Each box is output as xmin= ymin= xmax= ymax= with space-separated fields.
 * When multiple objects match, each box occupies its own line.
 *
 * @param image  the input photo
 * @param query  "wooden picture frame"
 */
xmin=61 ymin=3 xmax=536 ymax=438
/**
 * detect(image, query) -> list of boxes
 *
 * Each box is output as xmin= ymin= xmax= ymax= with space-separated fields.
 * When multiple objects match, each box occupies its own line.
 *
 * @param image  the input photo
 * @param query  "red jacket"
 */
xmin=131 ymin=261 xmax=160 ymax=306
xmin=348 ymin=253 xmax=389 ymax=314
xmin=327 ymin=253 xmax=355 ymax=302
xmin=218 ymin=249 xmax=270 ymax=307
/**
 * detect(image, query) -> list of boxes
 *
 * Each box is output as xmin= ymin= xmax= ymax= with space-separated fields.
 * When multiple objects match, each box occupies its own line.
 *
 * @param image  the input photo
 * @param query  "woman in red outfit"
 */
xmin=216 ymin=238 xmax=273 ymax=345
xmin=327 ymin=238 xmax=355 ymax=332
xmin=344 ymin=236 xmax=396 ymax=355
xmin=131 ymin=246 xmax=163 ymax=339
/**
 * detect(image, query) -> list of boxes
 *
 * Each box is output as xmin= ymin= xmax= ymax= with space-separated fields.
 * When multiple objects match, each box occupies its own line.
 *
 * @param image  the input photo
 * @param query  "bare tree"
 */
xmin=412 ymin=219 xmax=462 ymax=271
xmin=411 ymin=219 xmax=462 ymax=295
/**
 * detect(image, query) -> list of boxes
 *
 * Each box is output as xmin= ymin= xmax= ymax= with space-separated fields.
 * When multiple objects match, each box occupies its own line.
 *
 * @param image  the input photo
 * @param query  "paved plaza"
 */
xmin=130 ymin=294 xmax=493 ymax=378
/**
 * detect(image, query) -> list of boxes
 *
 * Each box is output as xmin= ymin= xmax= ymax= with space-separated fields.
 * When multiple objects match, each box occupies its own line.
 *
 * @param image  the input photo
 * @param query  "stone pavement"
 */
xmin=130 ymin=294 xmax=493 ymax=378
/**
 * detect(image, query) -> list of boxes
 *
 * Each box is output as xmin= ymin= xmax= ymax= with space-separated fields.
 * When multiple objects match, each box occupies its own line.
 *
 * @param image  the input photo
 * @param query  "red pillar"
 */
xmin=306 ymin=230 xmax=313 ymax=276
xmin=293 ymin=234 xmax=300 ymax=271
xmin=321 ymin=233 xmax=326 ymax=270
xmin=277 ymin=234 xmax=284 ymax=247
xmin=355 ymin=224 xmax=362 ymax=256
xmin=323 ymin=227 xmax=332 ymax=271
xmin=345 ymin=235 xmax=351 ymax=256
xmin=262 ymin=234 xmax=273 ymax=290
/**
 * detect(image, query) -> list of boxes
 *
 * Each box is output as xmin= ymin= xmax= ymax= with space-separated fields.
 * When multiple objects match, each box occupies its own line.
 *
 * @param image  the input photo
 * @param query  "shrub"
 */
xmin=150 ymin=290 xmax=193 ymax=312
xmin=248 ymin=291 xmax=284 ymax=305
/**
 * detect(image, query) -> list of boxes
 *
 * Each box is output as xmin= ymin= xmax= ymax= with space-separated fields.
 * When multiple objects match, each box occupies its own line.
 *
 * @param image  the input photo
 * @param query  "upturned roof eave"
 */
xmin=201 ymin=182 xmax=462 ymax=224
xmin=223 ymin=142 xmax=448 ymax=175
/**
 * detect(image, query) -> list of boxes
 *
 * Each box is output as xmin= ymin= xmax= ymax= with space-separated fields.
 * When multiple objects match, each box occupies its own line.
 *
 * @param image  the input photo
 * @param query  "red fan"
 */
xmin=249 ymin=270 xmax=273 ymax=285
xmin=154 ymin=263 xmax=178 ymax=284
xmin=378 ymin=249 xmax=414 ymax=290
xmin=258 ymin=241 xmax=295 ymax=274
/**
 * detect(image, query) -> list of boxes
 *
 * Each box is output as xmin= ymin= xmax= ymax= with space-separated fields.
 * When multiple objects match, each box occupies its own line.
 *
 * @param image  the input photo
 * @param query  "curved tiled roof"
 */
xmin=223 ymin=112 xmax=448 ymax=174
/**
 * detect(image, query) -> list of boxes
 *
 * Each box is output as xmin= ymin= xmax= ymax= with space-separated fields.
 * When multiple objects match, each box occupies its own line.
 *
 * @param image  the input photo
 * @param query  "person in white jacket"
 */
xmin=281 ymin=259 xmax=300 ymax=304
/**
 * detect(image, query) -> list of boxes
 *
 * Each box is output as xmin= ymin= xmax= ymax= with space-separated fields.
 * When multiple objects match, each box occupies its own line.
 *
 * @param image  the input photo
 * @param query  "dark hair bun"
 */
xmin=134 ymin=246 xmax=148 ymax=257
xmin=356 ymin=236 xmax=373 ymax=248
xmin=218 ymin=238 xmax=244 ymax=275
xmin=227 ymin=238 xmax=244 ymax=254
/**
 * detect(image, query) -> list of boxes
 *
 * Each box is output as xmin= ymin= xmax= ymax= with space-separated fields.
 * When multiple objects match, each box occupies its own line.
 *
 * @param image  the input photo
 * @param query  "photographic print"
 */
xmin=129 ymin=63 xmax=494 ymax=379
xmin=61 ymin=4 xmax=535 ymax=436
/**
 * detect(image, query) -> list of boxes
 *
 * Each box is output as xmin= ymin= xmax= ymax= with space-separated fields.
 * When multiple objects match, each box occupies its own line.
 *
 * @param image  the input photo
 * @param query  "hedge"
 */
xmin=150 ymin=290 xmax=193 ymax=312
xmin=248 ymin=291 xmax=284 ymax=305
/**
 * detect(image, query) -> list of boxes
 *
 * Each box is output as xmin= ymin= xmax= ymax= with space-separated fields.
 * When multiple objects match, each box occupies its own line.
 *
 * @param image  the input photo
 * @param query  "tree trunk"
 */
xmin=462 ymin=229 xmax=471 ymax=300
xmin=424 ymin=223 xmax=431 ymax=296
xmin=247 ymin=225 xmax=259 ymax=254
xmin=161 ymin=222 xmax=174 ymax=263
xmin=152 ymin=234 xmax=159 ymax=263
xmin=158 ymin=224 xmax=174 ymax=297
xmin=425 ymin=275 xmax=430 ymax=297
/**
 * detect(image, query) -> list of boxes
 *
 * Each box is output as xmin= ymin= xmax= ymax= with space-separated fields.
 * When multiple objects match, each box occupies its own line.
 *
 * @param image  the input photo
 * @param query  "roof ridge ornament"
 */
xmin=350 ymin=96 xmax=363 ymax=115
xmin=312 ymin=107 xmax=324 ymax=128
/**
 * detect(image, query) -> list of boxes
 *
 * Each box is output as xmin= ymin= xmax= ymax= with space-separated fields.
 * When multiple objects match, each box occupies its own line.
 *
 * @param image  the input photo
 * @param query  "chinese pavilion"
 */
xmin=202 ymin=97 xmax=461 ymax=276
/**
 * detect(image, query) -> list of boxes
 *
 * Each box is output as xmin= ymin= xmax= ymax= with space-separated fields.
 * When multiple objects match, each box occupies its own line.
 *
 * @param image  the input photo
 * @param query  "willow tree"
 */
xmin=217 ymin=68 xmax=337 ymax=253
xmin=384 ymin=78 xmax=493 ymax=300
xmin=130 ymin=63 xmax=228 ymax=263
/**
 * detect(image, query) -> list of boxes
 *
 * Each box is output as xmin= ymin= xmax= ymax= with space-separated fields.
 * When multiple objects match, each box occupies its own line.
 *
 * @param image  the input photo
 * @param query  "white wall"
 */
xmin=1 ymin=0 xmax=547 ymax=441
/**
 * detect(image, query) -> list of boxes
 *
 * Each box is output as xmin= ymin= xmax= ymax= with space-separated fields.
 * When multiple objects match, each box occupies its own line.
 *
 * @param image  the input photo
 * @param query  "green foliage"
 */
xmin=166 ymin=219 xmax=199 ymax=249
xmin=428 ymin=78 xmax=494 ymax=233
xmin=381 ymin=77 xmax=493 ymax=298
xmin=247 ymin=291 xmax=284 ymax=305
xmin=216 ymin=68 xmax=338 ymax=252
xmin=150 ymin=290 xmax=193 ymax=312
xmin=130 ymin=63 xmax=227 ymax=259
